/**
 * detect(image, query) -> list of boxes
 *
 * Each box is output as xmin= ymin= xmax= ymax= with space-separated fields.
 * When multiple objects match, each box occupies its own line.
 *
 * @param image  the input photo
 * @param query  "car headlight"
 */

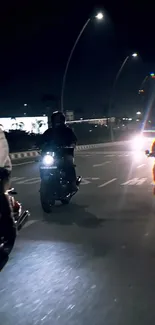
xmin=43 ymin=155 xmax=54 ymax=165
xmin=132 ymin=135 xmax=144 ymax=150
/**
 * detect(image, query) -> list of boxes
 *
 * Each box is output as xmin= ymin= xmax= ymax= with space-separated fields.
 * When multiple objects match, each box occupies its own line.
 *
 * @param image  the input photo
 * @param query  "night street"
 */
xmin=1 ymin=141 xmax=155 ymax=325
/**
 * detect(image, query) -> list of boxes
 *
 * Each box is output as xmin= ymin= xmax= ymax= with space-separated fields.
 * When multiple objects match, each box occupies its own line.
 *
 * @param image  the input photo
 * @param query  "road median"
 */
xmin=10 ymin=141 xmax=130 ymax=160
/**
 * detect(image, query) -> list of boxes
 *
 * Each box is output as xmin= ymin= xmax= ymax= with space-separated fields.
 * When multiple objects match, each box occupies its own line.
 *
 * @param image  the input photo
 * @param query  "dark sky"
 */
xmin=0 ymin=0 xmax=155 ymax=117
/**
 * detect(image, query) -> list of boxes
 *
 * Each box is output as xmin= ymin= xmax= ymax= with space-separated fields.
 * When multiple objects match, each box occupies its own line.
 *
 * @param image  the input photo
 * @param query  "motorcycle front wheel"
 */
xmin=61 ymin=197 xmax=71 ymax=205
xmin=0 ymin=215 xmax=16 ymax=255
xmin=0 ymin=194 xmax=16 ymax=255
xmin=40 ymin=181 xmax=55 ymax=213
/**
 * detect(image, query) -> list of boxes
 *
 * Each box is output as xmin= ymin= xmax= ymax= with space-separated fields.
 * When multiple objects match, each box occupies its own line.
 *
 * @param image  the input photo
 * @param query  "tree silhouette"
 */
xmin=18 ymin=121 xmax=25 ymax=130
xmin=36 ymin=120 xmax=46 ymax=133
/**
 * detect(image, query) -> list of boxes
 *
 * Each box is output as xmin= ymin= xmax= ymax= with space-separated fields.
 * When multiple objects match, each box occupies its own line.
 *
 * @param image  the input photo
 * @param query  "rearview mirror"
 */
xmin=145 ymin=150 xmax=149 ymax=155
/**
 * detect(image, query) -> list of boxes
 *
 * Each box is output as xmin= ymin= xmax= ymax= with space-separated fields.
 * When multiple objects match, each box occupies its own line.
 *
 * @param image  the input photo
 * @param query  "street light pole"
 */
xmin=139 ymin=75 xmax=149 ymax=92
xmin=60 ymin=18 xmax=90 ymax=112
xmin=60 ymin=12 xmax=103 ymax=112
xmin=109 ymin=53 xmax=138 ymax=141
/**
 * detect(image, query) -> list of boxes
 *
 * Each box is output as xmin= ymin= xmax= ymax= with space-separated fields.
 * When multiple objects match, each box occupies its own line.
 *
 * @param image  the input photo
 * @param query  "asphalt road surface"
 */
xmin=1 ymin=139 xmax=155 ymax=325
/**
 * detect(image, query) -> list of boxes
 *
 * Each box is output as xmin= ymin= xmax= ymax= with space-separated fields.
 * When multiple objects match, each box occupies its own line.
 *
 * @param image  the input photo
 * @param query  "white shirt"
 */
xmin=0 ymin=129 xmax=12 ymax=172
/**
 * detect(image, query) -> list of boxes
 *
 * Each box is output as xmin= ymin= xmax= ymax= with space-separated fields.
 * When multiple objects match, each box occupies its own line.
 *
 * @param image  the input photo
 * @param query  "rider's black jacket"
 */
xmin=40 ymin=124 xmax=77 ymax=155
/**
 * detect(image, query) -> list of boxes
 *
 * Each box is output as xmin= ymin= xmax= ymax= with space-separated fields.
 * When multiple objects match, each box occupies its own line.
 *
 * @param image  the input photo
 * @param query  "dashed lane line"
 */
xmin=98 ymin=178 xmax=117 ymax=188
xmin=137 ymin=164 xmax=146 ymax=169
xmin=93 ymin=161 xmax=111 ymax=167
xmin=13 ymin=161 xmax=35 ymax=167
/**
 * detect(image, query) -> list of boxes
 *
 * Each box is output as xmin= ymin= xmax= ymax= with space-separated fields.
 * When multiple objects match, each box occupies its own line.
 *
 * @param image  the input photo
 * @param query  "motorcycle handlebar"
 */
xmin=39 ymin=146 xmax=75 ymax=152
xmin=145 ymin=151 xmax=155 ymax=158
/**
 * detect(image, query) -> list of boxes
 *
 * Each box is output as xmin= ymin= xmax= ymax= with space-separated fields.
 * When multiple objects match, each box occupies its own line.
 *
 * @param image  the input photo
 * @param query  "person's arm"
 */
xmin=69 ymin=128 xmax=77 ymax=146
xmin=38 ymin=129 xmax=49 ymax=149
xmin=0 ymin=130 xmax=12 ymax=170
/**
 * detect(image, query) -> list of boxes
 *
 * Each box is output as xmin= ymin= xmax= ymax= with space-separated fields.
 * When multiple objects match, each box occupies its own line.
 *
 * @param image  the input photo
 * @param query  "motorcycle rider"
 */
xmin=151 ymin=139 xmax=155 ymax=195
xmin=40 ymin=111 xmax=77 ymax=191
xmin=0 ymin=128 xmax=16 ymax=257
xmin=0 ymin=128 xmax=12 ymax=191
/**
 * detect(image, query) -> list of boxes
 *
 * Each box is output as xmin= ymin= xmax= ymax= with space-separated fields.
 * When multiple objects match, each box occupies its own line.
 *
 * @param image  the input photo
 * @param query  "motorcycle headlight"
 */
xmin=43 ymin=155 xmax=54 ymax=165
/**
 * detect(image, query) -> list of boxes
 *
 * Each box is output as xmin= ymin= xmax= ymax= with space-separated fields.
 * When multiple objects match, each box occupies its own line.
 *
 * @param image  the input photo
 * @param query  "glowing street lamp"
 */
xmin=136 ymin=111 xmax=141 ymax=115
xmin=95 ymin=12 xmax=103 ymax=20
xmin=132 ymin=53 xmax=138 ymax=57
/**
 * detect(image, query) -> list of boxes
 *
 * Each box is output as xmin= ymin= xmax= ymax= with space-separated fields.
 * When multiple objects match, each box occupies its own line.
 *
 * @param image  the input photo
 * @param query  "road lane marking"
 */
xmin=98 ymin=178 xmax=117 ymax=188
xmin=121 ymin=178 xmax=147 ymax=185
xmin=137 ymin=164 xmax=145 ymax=168
xmin=93 ymin=161 xmax=111 ymax=167
xmin=23 ymin=220 xmax=38 ymax=229
xmin=11 ymin=177 xmax=25 ymax=182
xmin=121 ymin=178 xmax=139 ymax=185
xmin=16 ymin=177 xmax=40 ymax=184
xmin=136 ymin=178 xmax=147 ymax=185
xmin=13 ymin=161 xmax=35 ymax=167
xmin=12 ymin=176 xmax=99 ymax=186
xmin=90 ymin=177 xmax=100 ymax=180
xmin=105 ymin=154 xmax=115 ymax=157
xmin=81 ymin=179 xmax=91 ymax=185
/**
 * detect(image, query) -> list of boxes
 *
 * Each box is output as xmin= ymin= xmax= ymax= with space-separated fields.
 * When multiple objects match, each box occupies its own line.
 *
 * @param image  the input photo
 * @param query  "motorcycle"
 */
xmin=145 ymin=149 xmax=155 ymax=195
xmin=39 ymin=147 xmax=82 ymax=213
xmin=0 ymin=185 xmax=30 ymax=268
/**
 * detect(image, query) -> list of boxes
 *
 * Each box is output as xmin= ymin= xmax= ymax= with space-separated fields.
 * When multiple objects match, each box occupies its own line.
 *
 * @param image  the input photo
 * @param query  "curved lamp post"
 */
xmin=109 ymin=53 xmax=138 ymax=141
xmin=60 ymin=12 xmax=104 ymax=112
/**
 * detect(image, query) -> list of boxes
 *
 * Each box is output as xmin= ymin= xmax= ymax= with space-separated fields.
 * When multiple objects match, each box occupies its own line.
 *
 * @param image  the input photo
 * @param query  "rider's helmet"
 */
xmin=51 ymin=111 xmax=65 ymax=128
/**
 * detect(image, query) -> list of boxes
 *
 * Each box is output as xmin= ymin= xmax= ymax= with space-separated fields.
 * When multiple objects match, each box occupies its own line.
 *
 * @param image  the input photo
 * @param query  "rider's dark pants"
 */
xmin=64 ymin=155 xmax=76 ymax=183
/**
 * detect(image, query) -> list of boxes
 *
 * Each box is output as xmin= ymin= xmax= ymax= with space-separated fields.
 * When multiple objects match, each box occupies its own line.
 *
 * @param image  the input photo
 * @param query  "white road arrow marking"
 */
xmin=136 ymin=178 xmax=147 ymax=185
xmin=121 ymin=178 xmax=147 ymax=185
xmin=121 ymin=178 xmax=139 ymax=185
xmin=12 ymin=176 xmax=100 ymax=186
xmin=81 ymin=178 xmax=91 ymax=185
xmin=16 ymin=177 xmax=40 ymax=184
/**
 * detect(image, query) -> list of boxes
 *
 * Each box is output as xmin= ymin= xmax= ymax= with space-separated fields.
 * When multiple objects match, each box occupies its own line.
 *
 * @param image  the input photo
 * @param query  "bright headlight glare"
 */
xmin=43 ymin=155 xmax=54 ymax=165
xmin=132 ymin=135 xmax=144 ymax=150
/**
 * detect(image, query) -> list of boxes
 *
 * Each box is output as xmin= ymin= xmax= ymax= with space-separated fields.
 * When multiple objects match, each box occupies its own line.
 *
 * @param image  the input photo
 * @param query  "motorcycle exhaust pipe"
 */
xmin=17 ymin=210 xmax=30 ymax=231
